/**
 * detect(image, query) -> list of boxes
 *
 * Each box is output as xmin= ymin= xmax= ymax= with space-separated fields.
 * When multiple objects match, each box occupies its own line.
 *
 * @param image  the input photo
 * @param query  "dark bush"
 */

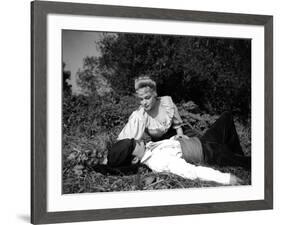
xmin=97 ymin=33 xmax=251 ymax=121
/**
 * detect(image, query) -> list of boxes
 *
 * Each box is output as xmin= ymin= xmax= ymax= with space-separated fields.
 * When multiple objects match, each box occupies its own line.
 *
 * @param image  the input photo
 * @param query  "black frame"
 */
xmin=31 ymin=0 xmax=273 ymax=224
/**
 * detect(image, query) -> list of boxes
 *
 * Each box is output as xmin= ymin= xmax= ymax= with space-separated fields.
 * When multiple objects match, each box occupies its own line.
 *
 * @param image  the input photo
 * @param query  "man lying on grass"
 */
xmin=103 ymin=112 xmax=250 ymax=185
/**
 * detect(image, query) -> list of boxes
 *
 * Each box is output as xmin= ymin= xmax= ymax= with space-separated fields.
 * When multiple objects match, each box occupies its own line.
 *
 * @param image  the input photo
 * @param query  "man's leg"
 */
xmin=200 ymin=111 xmax=251 ymax=169
xmin=202 ymin=142 xmax=251 ymax=170
xmin=201 ymin=111 xmax=244 ymax=156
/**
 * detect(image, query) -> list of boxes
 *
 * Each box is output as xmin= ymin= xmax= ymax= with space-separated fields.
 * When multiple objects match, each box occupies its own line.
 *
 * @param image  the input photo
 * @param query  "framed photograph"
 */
xmin=31 ymin=0 xmax=273 ymax=224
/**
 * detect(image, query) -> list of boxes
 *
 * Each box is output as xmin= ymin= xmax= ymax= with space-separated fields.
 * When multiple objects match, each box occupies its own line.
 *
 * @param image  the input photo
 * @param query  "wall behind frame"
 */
xmin=0 ymin=0 xmax=279 ymax=225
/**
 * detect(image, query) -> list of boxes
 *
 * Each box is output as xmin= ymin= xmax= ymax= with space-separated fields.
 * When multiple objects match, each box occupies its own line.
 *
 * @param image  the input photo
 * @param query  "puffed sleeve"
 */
xmin=161 ymin=96 xmax=183 ymax=129
xmin=172 ymin=102 xmax=183 ymax=129
xmin=117 ymin=109 xmax=147 ymax=141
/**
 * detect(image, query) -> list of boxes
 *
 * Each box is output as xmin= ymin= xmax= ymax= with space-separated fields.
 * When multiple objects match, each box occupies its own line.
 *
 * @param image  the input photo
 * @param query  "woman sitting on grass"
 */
xmin=105 ymin=111 xmax=250 ymax=185
xmin=118 ymin=76 xmax=185 ymax=142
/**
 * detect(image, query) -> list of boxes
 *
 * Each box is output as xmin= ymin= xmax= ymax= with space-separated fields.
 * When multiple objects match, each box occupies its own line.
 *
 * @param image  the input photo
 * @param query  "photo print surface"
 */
xmin=62 ymin=30 xmax=251 ymax=194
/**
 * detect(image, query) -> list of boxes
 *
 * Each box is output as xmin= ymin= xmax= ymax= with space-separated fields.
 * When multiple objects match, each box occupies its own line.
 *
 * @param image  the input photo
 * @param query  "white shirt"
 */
xmin=140 ymin=138 xmax=231 ymax=185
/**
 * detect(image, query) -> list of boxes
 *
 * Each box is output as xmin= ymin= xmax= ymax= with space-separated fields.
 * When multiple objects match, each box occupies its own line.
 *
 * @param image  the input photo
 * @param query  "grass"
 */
xmin=62 ymin=96 xmax=251 ymax=194
xmin=63 ymin=160 xmax=251 ymax=194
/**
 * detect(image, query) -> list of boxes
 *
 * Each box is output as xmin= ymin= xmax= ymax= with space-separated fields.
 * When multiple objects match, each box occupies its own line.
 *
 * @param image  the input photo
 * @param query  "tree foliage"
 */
xmin=96 ymin=33 xmax=251 ymax=119
xmin=76 ymin=56 xmax=113 ymax=97
xmin=63 ymin=62 xmax=72 ymax=94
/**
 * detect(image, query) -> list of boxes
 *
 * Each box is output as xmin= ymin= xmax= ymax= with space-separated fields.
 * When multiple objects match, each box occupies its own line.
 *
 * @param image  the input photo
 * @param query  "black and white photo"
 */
xmin=62 ymin=30 xmax=252 ymax=194
xmin=31 ymin=1 xmax=273 ymax=223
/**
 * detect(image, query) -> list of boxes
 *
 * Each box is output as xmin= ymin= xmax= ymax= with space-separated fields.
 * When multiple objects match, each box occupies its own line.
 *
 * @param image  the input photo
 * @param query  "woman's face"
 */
xmin=136 ymin=87 xmax=157 ymax=112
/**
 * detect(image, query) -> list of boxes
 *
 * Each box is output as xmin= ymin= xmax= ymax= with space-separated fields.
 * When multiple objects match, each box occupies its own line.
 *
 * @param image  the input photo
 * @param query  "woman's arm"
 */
xmin=175 ymin=126 xmax=190 ymax=140
xmin=175 ymin=126 xmax=186 ymax=138
xmin=168 ymin=97 xmax=189 ymax=138
xmin=117 ymin=110 xmax=146 ymax=141
xmin=176 ymin=126 xmax=183 ymax=135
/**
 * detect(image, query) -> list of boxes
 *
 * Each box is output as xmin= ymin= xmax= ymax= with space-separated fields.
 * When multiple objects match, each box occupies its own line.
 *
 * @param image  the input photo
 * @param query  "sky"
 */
xmin=62 ymin=30 xmax=103 ymax=93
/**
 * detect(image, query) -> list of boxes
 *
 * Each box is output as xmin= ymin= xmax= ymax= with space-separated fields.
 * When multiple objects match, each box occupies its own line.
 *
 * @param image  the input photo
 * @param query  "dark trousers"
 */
xmin=200 ymin=111 xmax=251 ymax=170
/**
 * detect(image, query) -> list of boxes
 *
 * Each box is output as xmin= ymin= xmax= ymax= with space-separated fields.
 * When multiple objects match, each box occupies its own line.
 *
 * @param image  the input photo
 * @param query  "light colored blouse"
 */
xmin=117 ymin=96 xmax=183 ymax=141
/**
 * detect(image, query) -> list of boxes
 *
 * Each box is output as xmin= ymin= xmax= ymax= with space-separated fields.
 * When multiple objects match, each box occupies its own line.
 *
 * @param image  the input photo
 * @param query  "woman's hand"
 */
xmin=174 ymin=127 xmax=190 ymax=140
xmin=174 ymin=134 xmax=190 ymax=140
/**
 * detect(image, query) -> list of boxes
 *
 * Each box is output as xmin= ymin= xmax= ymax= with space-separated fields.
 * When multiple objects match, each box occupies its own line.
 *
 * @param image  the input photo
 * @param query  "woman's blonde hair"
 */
xmin=134 ymin=76 xmax=156 ymax=92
